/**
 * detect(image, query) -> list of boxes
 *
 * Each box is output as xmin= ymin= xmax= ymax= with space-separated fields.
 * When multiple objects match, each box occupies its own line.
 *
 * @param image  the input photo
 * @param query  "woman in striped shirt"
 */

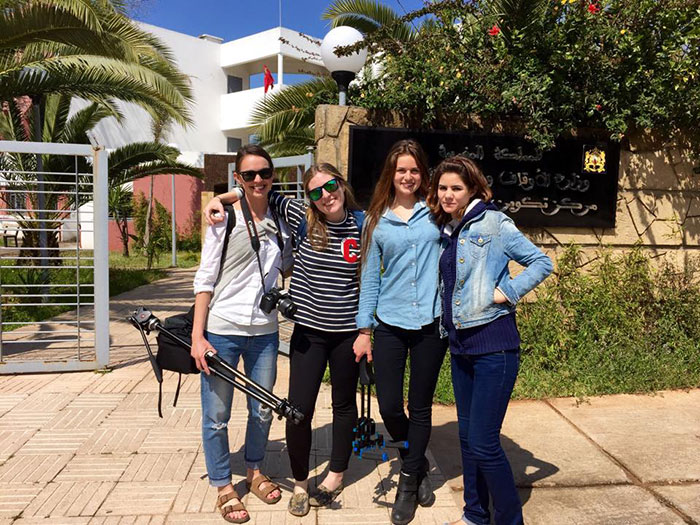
xmin=205 ymin=163 xmax=364 ymax=517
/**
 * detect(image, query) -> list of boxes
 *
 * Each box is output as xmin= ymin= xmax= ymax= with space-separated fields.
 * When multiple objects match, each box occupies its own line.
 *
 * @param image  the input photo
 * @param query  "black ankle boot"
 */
xmin=417 ymin=459 xmax=435 ymax=507
xmin=391 ymin=470 xmax=419 ymax=525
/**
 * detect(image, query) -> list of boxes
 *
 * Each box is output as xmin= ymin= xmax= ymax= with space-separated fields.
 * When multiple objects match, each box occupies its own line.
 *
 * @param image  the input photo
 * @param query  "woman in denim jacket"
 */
xmin=354 ymin=139 xmax=447 ymax=525
xmin=427 ymin=156 xmax=553 ymax=525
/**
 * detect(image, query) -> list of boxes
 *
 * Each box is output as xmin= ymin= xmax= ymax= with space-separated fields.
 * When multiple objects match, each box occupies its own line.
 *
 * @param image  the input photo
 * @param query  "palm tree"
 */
xmin=0 ymin=0 xmax=193 ymax=126
xmin=250 ymin=77 xmax=338 ymax=157
xmin=251 ymin=0 xmax=422 ymax=156
xmin=0 ymin=93 xmax=201 ymax=260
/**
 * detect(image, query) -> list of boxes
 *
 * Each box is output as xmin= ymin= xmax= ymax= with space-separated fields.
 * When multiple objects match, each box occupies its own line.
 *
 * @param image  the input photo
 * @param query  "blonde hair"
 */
xmin=303 ymin=163 xmax=361 ymax=251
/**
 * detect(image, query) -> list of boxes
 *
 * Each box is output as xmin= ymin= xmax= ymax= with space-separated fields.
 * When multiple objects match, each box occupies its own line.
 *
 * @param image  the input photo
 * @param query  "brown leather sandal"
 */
xmin=246 ymin=474 xmax=282 ymax=504
xmin=217 ymin=490 xmax=249 ymax=524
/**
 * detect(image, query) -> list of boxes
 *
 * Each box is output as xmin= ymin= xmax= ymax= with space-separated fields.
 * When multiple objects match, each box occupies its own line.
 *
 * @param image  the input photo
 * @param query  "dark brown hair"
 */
xmin=427 ymin=155 xmax=493 ymax=226
xmin=235 ymin=144 xmax=273 ymax=173
xmin=360 ymin=139 xmax=430 ymax=265
xmin=303 ymin=163 xmax=361 ymax=251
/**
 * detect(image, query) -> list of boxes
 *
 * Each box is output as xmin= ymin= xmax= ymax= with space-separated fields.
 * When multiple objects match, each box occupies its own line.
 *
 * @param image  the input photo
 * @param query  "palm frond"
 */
xmin=322 ymin=0 xmax=414 ymax=41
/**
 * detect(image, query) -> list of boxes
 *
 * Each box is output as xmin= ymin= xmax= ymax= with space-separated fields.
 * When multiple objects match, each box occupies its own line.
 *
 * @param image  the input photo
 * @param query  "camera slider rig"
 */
xmin=352 ymin=357 xmax=408 ymax=461
xmin=127 ymin=306 xmax=304 ymax=425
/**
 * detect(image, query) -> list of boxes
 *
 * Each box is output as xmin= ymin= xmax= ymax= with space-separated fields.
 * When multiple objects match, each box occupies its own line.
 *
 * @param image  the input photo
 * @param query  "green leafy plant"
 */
xmin=131 ymin=192 xmax=172 ymax=270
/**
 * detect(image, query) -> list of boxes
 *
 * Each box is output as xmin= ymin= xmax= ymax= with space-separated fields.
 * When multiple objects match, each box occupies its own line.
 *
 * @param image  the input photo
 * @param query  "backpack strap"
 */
xmin=294 ymin=209 xmax=365 ymax=250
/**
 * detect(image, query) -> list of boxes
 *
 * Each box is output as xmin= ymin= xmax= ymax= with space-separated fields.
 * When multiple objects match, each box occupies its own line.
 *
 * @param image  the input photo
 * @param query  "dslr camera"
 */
xmin=260 ymin=287 xmax=297 ymax=319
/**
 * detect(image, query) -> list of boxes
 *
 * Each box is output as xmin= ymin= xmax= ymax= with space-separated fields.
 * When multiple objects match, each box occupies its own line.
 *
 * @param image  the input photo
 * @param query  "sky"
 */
xmin=134 ymin=0 xmax=428 ymax=42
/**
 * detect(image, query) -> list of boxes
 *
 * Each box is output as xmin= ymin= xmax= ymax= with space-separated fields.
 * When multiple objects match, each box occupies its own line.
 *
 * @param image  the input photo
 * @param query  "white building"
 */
xmin=87 ymin=23 xmax=325 ymax=157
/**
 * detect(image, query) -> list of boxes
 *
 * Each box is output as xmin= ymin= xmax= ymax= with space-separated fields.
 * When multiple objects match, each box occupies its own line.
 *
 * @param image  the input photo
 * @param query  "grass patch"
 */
xmin=1 ymin=250 xmax=199 ymax=329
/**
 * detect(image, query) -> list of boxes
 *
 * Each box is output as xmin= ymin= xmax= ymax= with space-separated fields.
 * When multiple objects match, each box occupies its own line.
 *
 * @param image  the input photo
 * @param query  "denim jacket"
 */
xmin=441 ymin=204 xmax=553 ymax=334
xmin=357 ymin=201 xmax=441 ymax=330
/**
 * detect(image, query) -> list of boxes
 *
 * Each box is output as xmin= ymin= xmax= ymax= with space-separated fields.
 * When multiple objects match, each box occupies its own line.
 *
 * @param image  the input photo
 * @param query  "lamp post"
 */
xmin=320 ymin=26 xmax=368 ymax=106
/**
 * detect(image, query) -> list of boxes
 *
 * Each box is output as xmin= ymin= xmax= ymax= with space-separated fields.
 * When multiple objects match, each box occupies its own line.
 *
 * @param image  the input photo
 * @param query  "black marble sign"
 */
xmin=347 ymin=126 xmax=620 ymax=228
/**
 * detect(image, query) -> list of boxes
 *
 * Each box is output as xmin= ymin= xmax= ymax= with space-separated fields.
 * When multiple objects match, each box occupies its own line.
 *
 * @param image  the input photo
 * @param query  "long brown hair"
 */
xmin=427 ymin=155 xmax=493 ymax=226
xmin=303 ymin=163 xmax=361 ymax=251
xmin=360 ymin=139 xmax=430 ymax=265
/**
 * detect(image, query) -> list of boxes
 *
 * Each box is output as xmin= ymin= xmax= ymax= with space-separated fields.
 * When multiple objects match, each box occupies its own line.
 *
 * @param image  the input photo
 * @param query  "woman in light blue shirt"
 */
xmin=353 ymin=139 xmax=447 ymax=525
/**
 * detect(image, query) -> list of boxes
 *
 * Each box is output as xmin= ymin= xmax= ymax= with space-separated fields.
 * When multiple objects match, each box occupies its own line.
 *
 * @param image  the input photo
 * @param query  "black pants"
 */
xmin=373 ymin=318 xmax=447 ymax=474
xmin=286 ymin=324 xmax=359 ymax=481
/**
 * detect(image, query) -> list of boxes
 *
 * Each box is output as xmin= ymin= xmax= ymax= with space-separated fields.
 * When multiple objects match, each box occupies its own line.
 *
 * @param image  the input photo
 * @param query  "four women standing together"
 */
xmin=199 ymin=140 xmax=552 ymax=525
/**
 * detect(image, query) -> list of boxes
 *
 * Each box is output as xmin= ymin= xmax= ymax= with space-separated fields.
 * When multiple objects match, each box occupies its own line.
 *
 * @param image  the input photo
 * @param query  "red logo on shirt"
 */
xmin=342 ymin=238 xmax=360 ymax=263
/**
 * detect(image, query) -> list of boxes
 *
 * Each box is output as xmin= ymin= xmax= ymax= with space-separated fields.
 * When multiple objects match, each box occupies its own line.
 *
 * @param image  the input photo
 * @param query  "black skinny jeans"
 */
xmin=286 ymin=324 xmax=359 ymax=481
xmin=373 ymin=318 xmax=448 ymax=474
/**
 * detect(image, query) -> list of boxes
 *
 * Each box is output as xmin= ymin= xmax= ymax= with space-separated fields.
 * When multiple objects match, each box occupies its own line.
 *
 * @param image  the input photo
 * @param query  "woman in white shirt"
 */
xmin=191 ymin=145 xmax=291 ymax=524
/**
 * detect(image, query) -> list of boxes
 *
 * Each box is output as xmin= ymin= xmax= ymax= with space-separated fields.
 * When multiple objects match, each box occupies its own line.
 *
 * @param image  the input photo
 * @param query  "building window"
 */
xmin=248 ymin=134 xmax=259 ymax=145
xmin=227 ymin=75 xmax=243 ymax=93
xmin=227 ymin=137 xmax=242 ymax=153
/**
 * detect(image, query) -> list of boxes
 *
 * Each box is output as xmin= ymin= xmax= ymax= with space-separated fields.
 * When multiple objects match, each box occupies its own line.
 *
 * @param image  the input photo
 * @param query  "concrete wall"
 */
xmin=315 ymin=104 xmax=700 ymax=269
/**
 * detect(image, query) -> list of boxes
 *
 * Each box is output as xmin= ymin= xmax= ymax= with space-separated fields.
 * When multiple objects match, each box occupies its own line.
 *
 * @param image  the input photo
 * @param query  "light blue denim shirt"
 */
xmin=356 ymin=200 xmax=441 ymax=330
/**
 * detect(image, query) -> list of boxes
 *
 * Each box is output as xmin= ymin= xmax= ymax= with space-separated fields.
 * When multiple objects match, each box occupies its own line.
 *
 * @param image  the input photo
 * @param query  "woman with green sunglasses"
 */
xmin=204 ymin=162 xmax=365 ymax=517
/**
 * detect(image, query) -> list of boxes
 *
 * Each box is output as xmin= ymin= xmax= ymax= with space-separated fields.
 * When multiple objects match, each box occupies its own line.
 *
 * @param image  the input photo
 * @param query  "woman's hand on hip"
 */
xmin=493 ymin=288 xmax=509 ymax=304
xmin=353 ymin=332 xmax=373 ymax=363
xmin=191 ymin=335 xmax=215 ymax=375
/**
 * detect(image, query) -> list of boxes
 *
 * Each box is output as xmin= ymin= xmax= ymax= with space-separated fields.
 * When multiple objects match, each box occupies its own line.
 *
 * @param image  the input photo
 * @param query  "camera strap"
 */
xmin=238 ymin=192 xmax=286 ymax=292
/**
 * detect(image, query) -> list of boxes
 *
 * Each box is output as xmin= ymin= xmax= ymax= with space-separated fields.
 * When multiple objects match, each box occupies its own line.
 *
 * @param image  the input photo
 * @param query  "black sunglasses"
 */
xmin=238 ymin=167 xmax=273 ymax=182
xmin=307 ymin=178 xmax=340 ymax=201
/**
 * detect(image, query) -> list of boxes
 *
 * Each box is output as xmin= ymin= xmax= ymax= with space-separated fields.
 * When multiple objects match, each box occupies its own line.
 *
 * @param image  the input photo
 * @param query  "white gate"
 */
xmin=0 ymin=141 xmax=109 ymax=373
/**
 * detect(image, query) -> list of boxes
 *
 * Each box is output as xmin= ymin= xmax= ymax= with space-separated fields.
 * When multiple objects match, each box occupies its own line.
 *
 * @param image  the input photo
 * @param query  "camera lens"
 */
xmin=277 ymin=296 xmax=297 ymax=319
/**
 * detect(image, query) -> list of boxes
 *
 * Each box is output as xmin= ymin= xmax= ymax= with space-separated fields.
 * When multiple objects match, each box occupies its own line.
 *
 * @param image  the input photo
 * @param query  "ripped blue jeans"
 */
xmin=201 ymin=331 xmax=278 ymax=487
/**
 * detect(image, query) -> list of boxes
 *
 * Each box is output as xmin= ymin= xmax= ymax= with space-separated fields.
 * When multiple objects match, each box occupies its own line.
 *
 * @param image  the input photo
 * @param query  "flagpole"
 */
xmin=279 ymin=0 xmax=282 ymax=27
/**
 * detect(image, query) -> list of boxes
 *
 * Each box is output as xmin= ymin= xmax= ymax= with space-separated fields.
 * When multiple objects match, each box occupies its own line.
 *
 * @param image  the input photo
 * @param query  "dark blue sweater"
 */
xmin=439 ymin=201 xmax=520 ymax=355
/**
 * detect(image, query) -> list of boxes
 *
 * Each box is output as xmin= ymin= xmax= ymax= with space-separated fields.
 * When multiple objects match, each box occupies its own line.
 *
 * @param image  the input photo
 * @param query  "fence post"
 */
xmin=93 ymin=146 xmax=110 ymax=368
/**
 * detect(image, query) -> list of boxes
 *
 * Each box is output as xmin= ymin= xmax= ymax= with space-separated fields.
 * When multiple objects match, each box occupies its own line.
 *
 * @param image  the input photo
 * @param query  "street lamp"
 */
xmin=321 ymin=26 xmax=368 ymax=106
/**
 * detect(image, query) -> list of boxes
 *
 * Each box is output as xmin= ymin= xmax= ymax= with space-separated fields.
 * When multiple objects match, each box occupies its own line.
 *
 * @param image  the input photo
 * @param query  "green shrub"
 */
xmin=428 ymin=244 xmax=700 ymax=403
xmin=132 ymin=192 xmax=173 ymax=269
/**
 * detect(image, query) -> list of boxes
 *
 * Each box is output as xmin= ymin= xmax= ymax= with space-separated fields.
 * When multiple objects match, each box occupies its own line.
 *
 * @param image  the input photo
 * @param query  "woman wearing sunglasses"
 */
xmin=192 ymin=144 xmax=292 ymax=523
xmin=204 ymin=163 xmax=364 ymax=517
xmin=354 ymin=139 xmax=447 ymax=525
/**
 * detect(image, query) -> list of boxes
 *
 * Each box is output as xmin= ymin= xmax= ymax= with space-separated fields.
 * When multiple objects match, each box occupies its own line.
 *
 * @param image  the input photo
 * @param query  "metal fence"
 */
xmin=0 ymin=141 xmax=109 ymax=373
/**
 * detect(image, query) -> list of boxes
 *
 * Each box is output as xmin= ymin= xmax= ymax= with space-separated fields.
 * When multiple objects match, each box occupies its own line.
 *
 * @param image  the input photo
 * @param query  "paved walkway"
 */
xmin=0 ymin=268 xmax=698 ymax=524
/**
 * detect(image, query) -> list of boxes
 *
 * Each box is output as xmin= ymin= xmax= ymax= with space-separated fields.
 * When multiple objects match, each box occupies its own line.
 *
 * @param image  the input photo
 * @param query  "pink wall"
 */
xmin=108 ymin=174 xmax=203 ymax=252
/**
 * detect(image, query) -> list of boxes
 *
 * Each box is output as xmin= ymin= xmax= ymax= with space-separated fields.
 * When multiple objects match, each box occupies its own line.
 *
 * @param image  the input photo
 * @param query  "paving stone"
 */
xmin=121 ymin=453 xmax=196 ymax=482
xmin=96 ymin=482 xmax=181 ymax=516
xmin=0 ymin=410 xmax=56 ymax=430
xmin=654 ymin=483 xmax=700 ymax=521
xmin=78 ymin=428 xmax=149 ymax=455
xmin=35 ymin=372 xmax=98 ymax=393
xmin=0 ymin=430 xmax=36 ymax=463
xmin=0 ymin=482 xmax=45 ymax=518
xmin=100 ymin=411 xmax=162 ymax=429
xmin=550 ymin=391 xmax=700 ymax=483
xmin=56 ymin=454 xmax=131 ymax=482
xmin=317 ymin=507 xmax=390 ymax=523
xmin=83 ymin=380 xmax=141 ymax=395
xmin=0 ymin=374 xmax=60 ymax=394
xmin=13 ymin=518 xmax=91 ymax=524
xmin=0 ymin=394 xmax=27 ymax=416
xmin=21 ymin=481 xmax=115 ymax=517
xmin=521 ymin=485 xmax=685 ymax=524
xmin=13 ymin=392 xmax=76 ymax=413
xmin=171 ymin=479 xmax=218 ymax=514
xmin=67 ymin=393 xmax=126 ymax=410
xmin=45 ymin=409 xmax=110 ymax=429
xmin=89 ymin=516 xmax=166 ymax=525
xmin=501 ymin=400 xmax=629 ymax=487
xmin=16 ymin=429 xmax=93 ymax=455
xmin=137 ymin=429 xmax=201 ymax=454
xmin=0 ymin=453 xmax=71 ymax=482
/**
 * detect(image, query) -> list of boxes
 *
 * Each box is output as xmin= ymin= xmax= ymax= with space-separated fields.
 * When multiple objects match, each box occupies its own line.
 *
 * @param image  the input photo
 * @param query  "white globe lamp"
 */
xmin=321 ymin=26 xmax=368 ymax=106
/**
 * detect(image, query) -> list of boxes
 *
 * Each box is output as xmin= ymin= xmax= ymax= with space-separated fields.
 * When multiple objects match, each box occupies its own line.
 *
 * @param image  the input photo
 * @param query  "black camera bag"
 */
xmin=151 ymin=204 xmax=235 ymax=416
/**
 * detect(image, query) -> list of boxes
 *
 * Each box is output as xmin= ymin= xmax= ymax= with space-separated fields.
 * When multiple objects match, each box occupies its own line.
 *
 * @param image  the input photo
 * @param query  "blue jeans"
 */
xmin=451 ymin=349 xmax=523 ymax=525
xmin=201 ymin=331 xmax=278 ymax=487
